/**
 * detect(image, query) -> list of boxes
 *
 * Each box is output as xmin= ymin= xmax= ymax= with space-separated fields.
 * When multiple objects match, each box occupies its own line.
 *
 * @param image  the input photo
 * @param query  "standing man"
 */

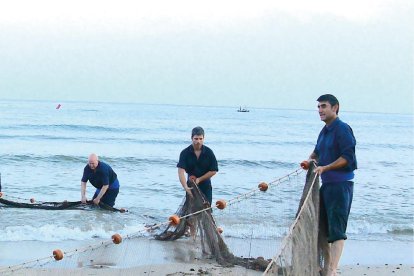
xmin=177 ymin=126 xmax=218 ymax=205
xmin=302 ymin=94 xmax=357 ymax=276
xmin=81 ymin=153 xmax=120 ymax=207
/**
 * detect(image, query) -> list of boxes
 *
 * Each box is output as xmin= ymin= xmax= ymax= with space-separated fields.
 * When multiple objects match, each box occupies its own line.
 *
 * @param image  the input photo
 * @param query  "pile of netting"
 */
xmin=154 ymin=179 xmax=270 ymax=270
xmin=0 ymin=194 xmax=125 ymax=212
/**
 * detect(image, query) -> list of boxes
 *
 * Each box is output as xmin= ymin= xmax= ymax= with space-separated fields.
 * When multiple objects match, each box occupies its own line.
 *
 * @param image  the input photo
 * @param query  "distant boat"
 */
xmin=237 ymin=106 xmax=249 ymax=112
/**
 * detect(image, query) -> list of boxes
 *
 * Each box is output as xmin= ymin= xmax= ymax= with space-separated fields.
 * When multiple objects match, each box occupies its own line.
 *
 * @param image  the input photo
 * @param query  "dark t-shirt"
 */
xmin=81 ymin=161 xmax=119 ymax=190
xmin=177 ymin=145 xmax=218 ymax=186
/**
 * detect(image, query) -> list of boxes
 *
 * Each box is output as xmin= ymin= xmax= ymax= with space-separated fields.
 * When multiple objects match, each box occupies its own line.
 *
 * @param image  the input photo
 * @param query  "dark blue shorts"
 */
xmin=320 ymin=181 xmax=353 ymax=243
xmin=93 ymin=188 xmax=119 ymax=207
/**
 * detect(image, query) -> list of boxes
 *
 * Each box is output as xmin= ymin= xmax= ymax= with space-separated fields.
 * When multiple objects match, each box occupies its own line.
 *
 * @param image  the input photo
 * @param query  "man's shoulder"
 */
xmin=335 ymin=119 xmax=353 ymax=132
xmin=181 ymin=145 xmax=193 ymax=153
xmin=98 ymin=161 xmax=112 ymax=172
xmin=202 ymin=145 xmax=216 ymax=155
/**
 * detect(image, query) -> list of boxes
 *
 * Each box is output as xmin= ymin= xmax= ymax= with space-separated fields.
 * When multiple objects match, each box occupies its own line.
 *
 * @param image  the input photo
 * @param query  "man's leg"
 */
xmin=319 ymin=184 xmax=331 ymax=275
xmin=328 ymin=240 xmax=344 ymax=276
xmin=324 ymin=181 xmax=353 ymax=276
xmin=100 ymin=188 xmax=119 ymax=207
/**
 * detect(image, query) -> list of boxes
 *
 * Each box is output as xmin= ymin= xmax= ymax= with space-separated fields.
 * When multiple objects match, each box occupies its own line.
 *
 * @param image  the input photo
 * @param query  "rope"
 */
xmin=226 ymin=168 xmax=303 ymax=207
xmin=263 ymin=171 xmax=319 ymax=275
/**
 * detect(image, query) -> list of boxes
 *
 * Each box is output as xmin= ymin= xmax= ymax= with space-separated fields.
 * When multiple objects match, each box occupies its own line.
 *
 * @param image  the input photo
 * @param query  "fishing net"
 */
xmin=0 ymin=167 xmax=324 ymax=275
xmin=264 ymin=161 xmax=326 ymax=275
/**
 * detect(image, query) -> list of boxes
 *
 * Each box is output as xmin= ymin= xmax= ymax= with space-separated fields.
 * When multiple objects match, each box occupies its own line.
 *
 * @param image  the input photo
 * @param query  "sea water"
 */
xmin=0 ymin=100 xmax=412 ymax=261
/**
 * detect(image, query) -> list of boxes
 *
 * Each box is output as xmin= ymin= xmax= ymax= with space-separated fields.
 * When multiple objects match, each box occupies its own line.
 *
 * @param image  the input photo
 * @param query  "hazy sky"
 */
xmin=0 ymin=0 xmax=412 ymax=113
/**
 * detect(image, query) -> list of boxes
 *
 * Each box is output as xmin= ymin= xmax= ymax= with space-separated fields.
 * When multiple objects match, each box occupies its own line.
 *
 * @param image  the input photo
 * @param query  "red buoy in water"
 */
xmin=53 ymin=249 xmax=64 ymax=261
xmin=258 ymin=182 xmax=268 ymax=192
xmin=112 ymin=233 xmax=122 ymax=244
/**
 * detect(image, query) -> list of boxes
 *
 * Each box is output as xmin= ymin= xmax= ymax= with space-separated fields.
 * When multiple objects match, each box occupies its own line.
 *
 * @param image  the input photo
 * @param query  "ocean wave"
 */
xmin=0 ymin=154 xmax=85 ymax=163
xmin=0 ymin=154 xmax=296 ymax=169
xmin=387 ymin=227 xmax=414 ymax=235
xmin=359 ymin=142 xmax=414 ymax=150
xmin=0 ymin=223 xmax=149 ymax=242
xmin=220 ymin=159 xmax=295 ymax=169
xmin=2 ymin=124 xmax=154 ymax=134
xmin=348 ymin=219 xmax=414 ymax=239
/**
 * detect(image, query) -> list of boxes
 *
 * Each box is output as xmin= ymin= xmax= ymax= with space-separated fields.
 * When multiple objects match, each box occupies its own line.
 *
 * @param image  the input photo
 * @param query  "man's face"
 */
xmin=192 ymin=135 xmax=204 ymax=150
xmin=88 ymin=157 xmax=98 ymax=170
xmin=317 ymin=101 xmax=338 ymax=123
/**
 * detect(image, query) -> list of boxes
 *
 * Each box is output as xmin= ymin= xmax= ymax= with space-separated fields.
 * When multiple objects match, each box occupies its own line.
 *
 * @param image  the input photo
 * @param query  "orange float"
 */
xmin=119 ymin=208 xmax=126 ymax=213
xmin=30 ymin=198 xmax=35 ymax=203
xmin=112 ymin=233 xmax=122 ymax=244
xmin=258 ymin=182 xmax=268 ymax=192
xmin=215 ymin=200 xmax=227 ymax=210
xmin=300 ymin=160 xmax=310 ymax=170
xmin=217 ymin=227 xmax=223 ymax=234
xmin=0 ymin=192 xmax=3 ymax=197
xmin=169 ymin=215 xmax=180 ymax=226
xmin=53 ymin=249 xmax=64 ymax=261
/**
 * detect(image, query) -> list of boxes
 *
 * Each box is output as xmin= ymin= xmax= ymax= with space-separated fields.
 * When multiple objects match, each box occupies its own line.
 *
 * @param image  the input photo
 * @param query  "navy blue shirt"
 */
xmin=177 ymin=145 xmax=218 ymax=186
xmin=314 ymin=118 xmax=357 ymax=183
xmin=81 ymin=161 xmax=120 ymax=190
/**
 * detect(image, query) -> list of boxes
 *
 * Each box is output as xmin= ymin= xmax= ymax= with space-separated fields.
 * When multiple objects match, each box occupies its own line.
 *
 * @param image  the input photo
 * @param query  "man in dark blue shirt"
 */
xmin=302 ymin=94 xmax=357 ymax=276
xmin=81 ymin=153 xmax=120 ymax=207
xmin=177 ymin=126 xmax=218 ymax=205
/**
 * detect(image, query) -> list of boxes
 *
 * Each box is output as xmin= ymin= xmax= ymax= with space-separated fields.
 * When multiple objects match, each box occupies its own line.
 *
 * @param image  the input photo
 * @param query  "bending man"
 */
xmin=81 ymin=153 xmax=120 ymax=207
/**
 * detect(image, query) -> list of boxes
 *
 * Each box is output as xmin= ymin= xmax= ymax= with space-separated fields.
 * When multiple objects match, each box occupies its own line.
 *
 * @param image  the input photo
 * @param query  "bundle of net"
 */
xmin=154 ymin=179 xmax=269 ymax=271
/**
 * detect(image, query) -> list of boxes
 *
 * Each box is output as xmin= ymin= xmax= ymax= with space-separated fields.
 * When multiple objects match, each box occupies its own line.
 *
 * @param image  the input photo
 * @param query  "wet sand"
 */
xmin=1 ymin=238 xmax=413 ymax=275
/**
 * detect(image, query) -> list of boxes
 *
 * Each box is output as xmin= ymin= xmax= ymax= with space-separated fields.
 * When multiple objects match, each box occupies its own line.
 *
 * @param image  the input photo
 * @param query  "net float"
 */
xmin=217 ymin=227 xmax=223 ymax=234
xmin=169 ymin=214 xmax=180 ymax=226
xmin=258 ymin=182 xmax=268 ymax=192
xmin=53 ymin=249 xmax=64 ymax=261
xmin=111 ymin=233 xmax=122 ymax=244
xmin=0 ymin=192 xmax=3 ymax=197
xmin=215 ymin=199 xmax=227 ymax=210
xmin=119 ymin=208 xmax=126 ymax=213
xmin=300 ymin=160 xmax=310 ymax=170
xmin=30 ymin=198 xmax=35 ymax=203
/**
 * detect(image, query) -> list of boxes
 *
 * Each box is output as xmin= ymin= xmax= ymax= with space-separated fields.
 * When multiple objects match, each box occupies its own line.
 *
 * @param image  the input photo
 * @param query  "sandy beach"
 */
xmin=5 ymin=262 xmax=414 ymax=276
xmin=1 ymin=238 xmax=413 ymax=275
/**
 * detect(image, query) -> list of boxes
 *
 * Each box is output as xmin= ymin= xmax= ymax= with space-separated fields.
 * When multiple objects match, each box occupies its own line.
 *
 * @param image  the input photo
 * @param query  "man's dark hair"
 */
xmin=317 ymin=94 xmax=340 ymax=114
xmin=191 ymin=126 xmax=205 ymax=138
